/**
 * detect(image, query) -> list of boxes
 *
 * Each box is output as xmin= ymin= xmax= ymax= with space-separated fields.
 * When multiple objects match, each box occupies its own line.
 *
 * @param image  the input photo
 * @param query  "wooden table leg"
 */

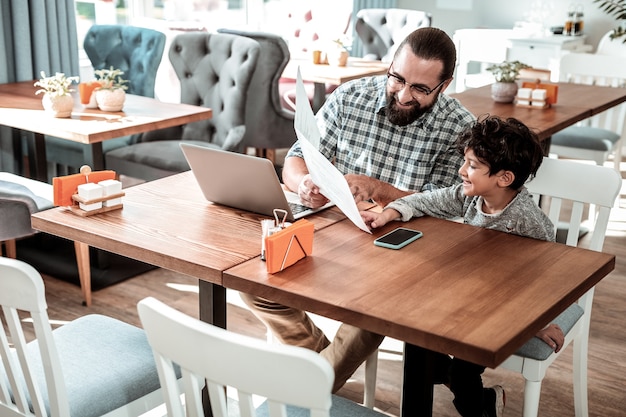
xmin=312 ymin=82 xmax=327 ymax=113
xmin=73 ymin=241 xmax=92 ymax=307
xmin=199 ymin=280 xmax=227 ymax=417
xmin=83 ymin=142 xmax=104 ymax=170
xmin=401 ymin=343 xmax=435 ymax=417
xmin=25 ymin=132 xmax=48 ymax=182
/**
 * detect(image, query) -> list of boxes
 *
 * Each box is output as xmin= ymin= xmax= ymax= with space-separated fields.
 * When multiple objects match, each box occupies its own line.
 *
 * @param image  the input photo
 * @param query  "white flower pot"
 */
xmin=327 ymin=49 xmax=349 ymax=67
xmin=95 ymin=88 xmax=126 ymax=112
xmin=41 ymin=93 xmax=74 ymax=118
xmin=491 ymin=82 xmax=518 ymax=103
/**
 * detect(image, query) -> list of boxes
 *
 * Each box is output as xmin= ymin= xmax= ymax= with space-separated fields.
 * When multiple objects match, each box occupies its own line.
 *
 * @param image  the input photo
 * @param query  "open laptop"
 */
xmin=180 ymin=143 xmax=333 ymax=221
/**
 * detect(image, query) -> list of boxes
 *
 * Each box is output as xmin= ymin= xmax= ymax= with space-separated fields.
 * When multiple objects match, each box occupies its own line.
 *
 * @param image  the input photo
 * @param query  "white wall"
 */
xmin=396 ymin=0 xmax=620 ymax=51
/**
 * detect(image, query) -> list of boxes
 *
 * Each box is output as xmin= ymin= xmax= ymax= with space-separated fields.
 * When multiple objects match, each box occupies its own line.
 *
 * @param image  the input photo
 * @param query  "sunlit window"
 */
xmin=75 ymin=0 xmax=354 ymax=101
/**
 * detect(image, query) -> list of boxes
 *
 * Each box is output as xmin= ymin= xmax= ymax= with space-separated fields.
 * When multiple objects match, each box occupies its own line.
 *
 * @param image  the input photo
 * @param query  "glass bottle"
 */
xmin=573 ymin=4 xmax=584 ymax=36
xmin=564 ymin=5 xmax=574 ymax=36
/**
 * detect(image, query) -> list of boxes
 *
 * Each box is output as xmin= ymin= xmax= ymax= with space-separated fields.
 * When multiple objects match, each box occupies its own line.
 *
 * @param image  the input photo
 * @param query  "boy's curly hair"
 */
xmin=456 ymin=115 xmax=544 ymax=189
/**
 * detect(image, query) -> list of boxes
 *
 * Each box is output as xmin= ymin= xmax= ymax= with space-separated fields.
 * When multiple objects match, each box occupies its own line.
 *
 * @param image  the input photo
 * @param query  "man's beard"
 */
xmin=385 ymin=92 xmax=436 ymax=126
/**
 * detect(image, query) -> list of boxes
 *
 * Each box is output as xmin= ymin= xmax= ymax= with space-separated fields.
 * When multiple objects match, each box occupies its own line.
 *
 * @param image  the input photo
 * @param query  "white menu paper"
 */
xmin=294 ymin=68 xmax=371 ymax=233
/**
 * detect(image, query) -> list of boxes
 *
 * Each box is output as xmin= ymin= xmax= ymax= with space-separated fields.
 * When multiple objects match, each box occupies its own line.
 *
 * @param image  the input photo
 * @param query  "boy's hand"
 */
xmin=360 ymin=210 xmax=387 ymax=229
xmin=536 ymin=323 xmax=565 ymax=353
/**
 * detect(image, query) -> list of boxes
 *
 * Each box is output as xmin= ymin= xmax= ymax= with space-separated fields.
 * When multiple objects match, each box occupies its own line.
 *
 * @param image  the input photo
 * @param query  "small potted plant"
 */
xmin=34 ymin=71 xmax=79 ymax=118
xmin=93 ymin=66 xmax=129 ymax=111
xmin=485 ymin=60 xmax=530 ymax=103
xmin=326 ymin=36 xmax=351 ymax=67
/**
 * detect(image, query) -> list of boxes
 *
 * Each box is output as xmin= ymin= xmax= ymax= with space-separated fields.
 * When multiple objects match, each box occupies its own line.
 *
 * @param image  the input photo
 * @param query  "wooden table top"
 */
xmin=0 ymin=80 xmax=212 ymax=145
xmin=450 ymin=83 xmax=626 ymax=141
xmin=282 ymin=57 xmax=388 ymax=86
xmin=223 ymin=216 xmax=615 ymax=368
xmin=31 ymin=171 xmax=346 ymax=284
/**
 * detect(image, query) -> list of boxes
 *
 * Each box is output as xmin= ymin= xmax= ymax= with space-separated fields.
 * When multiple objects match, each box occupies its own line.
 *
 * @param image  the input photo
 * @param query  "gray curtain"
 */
xmin=0 ymin=0 xmax=79 ymax=174
xmin=351 ymin=0 xmax=398 ymax=57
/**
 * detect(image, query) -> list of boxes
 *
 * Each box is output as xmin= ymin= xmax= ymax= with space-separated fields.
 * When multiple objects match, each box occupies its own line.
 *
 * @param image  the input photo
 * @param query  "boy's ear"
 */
xmin=498 ymin=170 xmax=515 ymax=187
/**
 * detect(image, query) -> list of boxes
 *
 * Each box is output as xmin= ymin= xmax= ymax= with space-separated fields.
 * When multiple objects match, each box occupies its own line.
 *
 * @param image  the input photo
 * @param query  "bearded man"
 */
xmin=240 ymin=26 xmax=476 ymax=393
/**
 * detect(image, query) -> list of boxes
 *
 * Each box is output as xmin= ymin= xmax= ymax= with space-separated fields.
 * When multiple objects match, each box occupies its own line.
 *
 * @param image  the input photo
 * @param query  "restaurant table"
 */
xmin=223 ymin=216 xmax=615 ymax=416
xmin=450 ymin=82 xmax=626 ymax=142
xmin=0 ymin=81 xmax=212 ymax=181
xmin=30 ymin=170 xmax=346 ymax=314
xmin=282 ymin=57 xmax=388 ymax=111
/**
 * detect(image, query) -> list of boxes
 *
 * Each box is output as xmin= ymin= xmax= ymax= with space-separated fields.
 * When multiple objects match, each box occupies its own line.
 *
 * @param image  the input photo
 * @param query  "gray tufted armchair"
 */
xmin=355 ymin=8 xmax=432 ymax=62
xmin=104 ymin=32 xmax=260 ymax=181
xmin=217 ymin=29 xmax=296 ymax=164
xmin=0 ymin=173 xmax=53 ymax=258
xmin=45 ymin=25 xmax=166 ymax=176
xmin=83 ymin=24 xmax=166 ymax=97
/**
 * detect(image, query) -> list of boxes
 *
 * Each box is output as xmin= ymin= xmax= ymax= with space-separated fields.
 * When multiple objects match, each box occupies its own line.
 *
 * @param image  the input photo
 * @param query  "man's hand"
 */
xmin=297 ymin=174 xmax=330 ymax=208
xmin=345 ymin=174 xmax=376 ymax=204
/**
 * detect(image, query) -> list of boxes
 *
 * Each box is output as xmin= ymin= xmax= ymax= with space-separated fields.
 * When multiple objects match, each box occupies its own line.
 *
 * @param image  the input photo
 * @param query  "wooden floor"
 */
xmin=11 ymin=162 xmax=626 ymax=417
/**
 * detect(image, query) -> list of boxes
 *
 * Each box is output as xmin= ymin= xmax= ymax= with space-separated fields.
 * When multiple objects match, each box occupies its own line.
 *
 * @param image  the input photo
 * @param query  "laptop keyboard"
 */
xmin=288 ymin=201 xmax=310 ymax=215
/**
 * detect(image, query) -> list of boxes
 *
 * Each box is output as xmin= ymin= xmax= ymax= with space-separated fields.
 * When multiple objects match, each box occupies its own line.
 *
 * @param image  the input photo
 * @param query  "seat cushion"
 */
xmin=255 ymin=394 xmax=387 ymax=416
xmin=514 ymin=303 xmax=584 ymax=361
xmin=0 ymin=173 xmax=54 ymax=240
xmin=24 ymin=314 xmax=162 ymax=417
xmin=45 ymin=135 xmax=136 ymax=171
xmin=551 ymin=126 xmax=620 ymax=151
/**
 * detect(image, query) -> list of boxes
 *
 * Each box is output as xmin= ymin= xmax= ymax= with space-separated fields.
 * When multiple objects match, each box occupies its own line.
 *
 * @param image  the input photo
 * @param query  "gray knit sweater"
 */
xmin=386 ymin=183 xmax=555 ymax=242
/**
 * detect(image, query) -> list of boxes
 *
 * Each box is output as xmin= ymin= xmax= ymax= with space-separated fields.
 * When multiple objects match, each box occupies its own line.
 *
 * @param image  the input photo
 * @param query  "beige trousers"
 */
xmin=239 ymin=292 xmax=385 ymax=393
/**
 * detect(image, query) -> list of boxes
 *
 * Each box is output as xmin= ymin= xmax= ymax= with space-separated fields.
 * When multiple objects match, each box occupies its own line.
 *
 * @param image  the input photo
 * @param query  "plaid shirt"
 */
xmin=287 ymin=76 xmax=476 ymax=192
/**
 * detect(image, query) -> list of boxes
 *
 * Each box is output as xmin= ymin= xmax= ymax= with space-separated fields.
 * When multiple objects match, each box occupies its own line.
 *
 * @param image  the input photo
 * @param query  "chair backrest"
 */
xmin=0 ymin=257 xmax=70 ymax=417
xmin=558 ymin=52 xmax=626 ymax=136
xmin=167 ymin=32 xmax=260 ymax=151
xmin=527 ymin=157 xmax=621 ymax=251
xmin=597 ymin=30 xmax=626 ymax=57
xmin=217 ymin=29 xmax=297 ymax=150
xmin=83 ymin=24 xmax=166 ymax=98
xmin=137 ymin=296 xmax=335 ymax=417
xmin=355 ymin=8 xmax=432 ymax=61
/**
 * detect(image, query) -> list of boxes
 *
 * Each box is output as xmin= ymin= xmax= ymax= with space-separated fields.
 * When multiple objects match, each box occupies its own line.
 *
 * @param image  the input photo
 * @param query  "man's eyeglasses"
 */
xmin=386 ymin=67 xmax=447 ymax=100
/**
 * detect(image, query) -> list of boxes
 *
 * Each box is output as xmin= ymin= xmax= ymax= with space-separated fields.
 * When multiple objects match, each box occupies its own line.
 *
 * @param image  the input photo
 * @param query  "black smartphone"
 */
xmin=373 ymin=227 xmax=423 ymax=250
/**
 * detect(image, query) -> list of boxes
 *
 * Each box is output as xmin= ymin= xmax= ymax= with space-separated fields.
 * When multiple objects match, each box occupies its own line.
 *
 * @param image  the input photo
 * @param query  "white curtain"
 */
xmin=0 ymin=0 xmax=79 ymax=174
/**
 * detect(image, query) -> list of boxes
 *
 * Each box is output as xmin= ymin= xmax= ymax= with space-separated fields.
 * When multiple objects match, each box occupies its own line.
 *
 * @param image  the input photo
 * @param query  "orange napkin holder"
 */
xmin=52 ymin=167 xmax=124 ymax=216
xmin=264 ymin=219 xmax=314 ymax=274
xmin=521 ymin=81 xmax=559 ymax=105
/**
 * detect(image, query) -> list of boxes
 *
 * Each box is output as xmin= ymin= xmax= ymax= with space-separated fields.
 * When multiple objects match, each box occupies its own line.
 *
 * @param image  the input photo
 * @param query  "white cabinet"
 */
xmin=454 ymin=29 xmax=591 ymax=92
xmin=507 ymin=36 xmax=591 ymax=81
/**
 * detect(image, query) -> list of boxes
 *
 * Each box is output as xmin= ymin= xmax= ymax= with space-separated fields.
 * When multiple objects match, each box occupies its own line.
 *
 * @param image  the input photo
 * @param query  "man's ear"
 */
xmin=498 ymin=170 xmax=515 ymax=187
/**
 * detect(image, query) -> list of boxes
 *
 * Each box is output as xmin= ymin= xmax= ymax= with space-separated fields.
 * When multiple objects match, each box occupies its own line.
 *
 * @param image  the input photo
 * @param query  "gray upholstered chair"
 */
xmin=0 ymin=173 xmax=96 ymax=305
xmin=104 ymin=32 xmax=260 ymax=181
xmin=45 ymin=25 xmax=166 ymax=175
xmin=0 ymin=173 xmax=53 ymax=258
xmin=355 ymin=8 xmax=432 ymax=62
xmin=217 ymin=29 xmax=296 ymax=164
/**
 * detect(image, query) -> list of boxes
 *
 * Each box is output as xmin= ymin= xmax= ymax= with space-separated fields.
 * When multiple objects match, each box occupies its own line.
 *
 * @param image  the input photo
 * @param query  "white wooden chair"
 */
xmin=498 ymin=157 xmax=622 ymax=417
xmin=0 ymin=257 xmax=165 ymax=417
xmin=550 ymin=53 xmax=626 ymax=172
xmin=137 ymin=296 xmax=387 ymax=417
xmin=597 ymin=30 xmax=626 ymax=57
